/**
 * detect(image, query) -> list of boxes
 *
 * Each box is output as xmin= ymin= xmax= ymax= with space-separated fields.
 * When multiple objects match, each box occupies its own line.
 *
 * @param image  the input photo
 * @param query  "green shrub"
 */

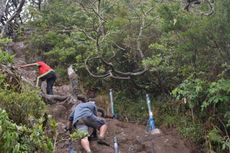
xmin=0 ymin=89 xmax=46 ymax=125
xmin=70 ymin=129 xmax=89 ymax=140
xmin=201 ymin=79 xmax=230 ymax=110
xmin=170 ymin=76 xmax=230 ymax=151
xmin=178 ymin=122 xmax=204 ymax=142
xmin=114 ymin=94 xmax=149 ymax=123
xmin=0 ymin=108 xmax=53 ymax=153
xmin=161 ymin=115 xmax=178 ymax=128
xmin=172 ymin=77 xmax=207 ymax=111
xmin=207 ymin=128 xmax=230 ymax=153
xmin=0 ymin=51 xmax=14 ymax=64
xmin=0 ymin=38 xmax=13 ymax=64
xmin=0 ymin=74 xmax=7 ymax=89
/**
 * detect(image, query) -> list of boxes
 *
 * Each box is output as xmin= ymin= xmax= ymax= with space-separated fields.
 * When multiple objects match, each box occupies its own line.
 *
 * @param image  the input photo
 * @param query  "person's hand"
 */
xmin=16 ymin=65 xmax=27 ymax=69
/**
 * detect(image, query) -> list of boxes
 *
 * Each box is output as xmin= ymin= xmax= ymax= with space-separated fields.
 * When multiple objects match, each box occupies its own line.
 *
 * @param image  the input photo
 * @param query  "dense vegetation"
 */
xmin=0 ymin=0 xmax=230 ymax=152
xmin=0 ymin=38 xmax=55 ymax=152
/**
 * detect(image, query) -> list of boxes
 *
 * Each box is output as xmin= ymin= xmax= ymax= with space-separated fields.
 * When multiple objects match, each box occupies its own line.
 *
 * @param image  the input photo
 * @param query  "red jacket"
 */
xmin=36 ymin=61 xmax=53 ymax=75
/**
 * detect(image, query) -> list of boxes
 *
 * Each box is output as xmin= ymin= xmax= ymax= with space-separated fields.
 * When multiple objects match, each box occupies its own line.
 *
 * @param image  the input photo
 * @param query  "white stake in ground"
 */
xmin=109 ymin=89 xmax=115 ymax=118
xmin=146 ymin=94 xmax=161 ymax=135
xmin=114 ymin=136 xmax=119 ymax=153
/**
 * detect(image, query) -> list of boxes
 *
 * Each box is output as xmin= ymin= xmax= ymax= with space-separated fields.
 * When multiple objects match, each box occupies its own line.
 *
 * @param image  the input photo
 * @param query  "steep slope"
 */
xmin=10 ymin=42 xmax=194 ymax=153
xmin=51 ymin=99 xmax=192 ymax=153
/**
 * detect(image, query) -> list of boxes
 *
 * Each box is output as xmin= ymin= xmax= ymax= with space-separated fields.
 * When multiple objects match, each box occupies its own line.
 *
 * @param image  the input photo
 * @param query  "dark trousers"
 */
xmin=40 ymin=71 xmax=56 ymax=95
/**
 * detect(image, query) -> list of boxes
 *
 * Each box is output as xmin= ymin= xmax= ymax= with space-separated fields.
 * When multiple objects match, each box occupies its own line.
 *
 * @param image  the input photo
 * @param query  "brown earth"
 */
xmin=51 ymin=102 xmax=194 ymax=153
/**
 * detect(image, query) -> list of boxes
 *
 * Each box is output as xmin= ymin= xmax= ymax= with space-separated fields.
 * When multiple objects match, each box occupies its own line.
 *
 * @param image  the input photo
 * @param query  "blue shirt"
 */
xmin=69 ymin=101 xmax=97 ymax=125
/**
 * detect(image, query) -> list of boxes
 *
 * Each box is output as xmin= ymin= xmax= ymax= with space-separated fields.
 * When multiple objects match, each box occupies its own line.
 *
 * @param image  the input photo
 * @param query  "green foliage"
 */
xmin=0 ymin=70 xmax=53 ymax=152
xmin=114 ymin=93 xmax=148 ymax=123
xmin=158 ymin=2 xmax=191 ymax=32
xmin=161 ymin=115 xmax=178 ymax=128
xmin=208 ymin=128 xmax=230 ymax=152
xmin=178 ymin=121 xmax=204 ymax=142
xmin=170 ymin=76 xmax=230 ymax=151
xmin=225 ymin=112 xmax=230 ymax=128
xmin=27 ymin=1 xmax=95 ymax=77
xmin=202 ymin=79 xmax=230 ymax=110
xmin=208 ymin=128 xmax=225 ymax=144
xmin=70 ymin=129 xmax=89 ymax=141
xmin=159 ymin=110 xmax=204 ymax=142
xmin=0 ymin=38 xmax=12 ymax=46
xmin=42 ymin=31 xmax=91 ymax=65
xmin=0 ymin=74 xmax=8 ymax=89
xmin=25 ymin=0 xmax=165 ymax=94
xmin=0 ymin=38 xmax=14 ymax=64
xmin=172 ymin=77 xmax=207 ymax=109
xmin=0 ymin=108 xmax=53 ymax=153
xmin=0 ymin=51 xmax=14 ymax=64
xmin=0 ymin=89 xmax=46 ymax=125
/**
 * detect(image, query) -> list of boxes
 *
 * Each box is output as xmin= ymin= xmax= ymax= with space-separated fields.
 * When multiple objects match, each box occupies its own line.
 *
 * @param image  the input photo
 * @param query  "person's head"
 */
xmin=77 ymin=94 xmax=88 ymax=102
xmin=86 ymin=87 xmax=100 ymax=98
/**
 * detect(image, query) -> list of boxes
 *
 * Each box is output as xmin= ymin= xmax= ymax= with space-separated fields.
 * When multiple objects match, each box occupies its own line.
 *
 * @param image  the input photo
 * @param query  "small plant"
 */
xmin=161 ymin=115 xmax=178 ymax=128
xmin=178 ymin=122 xmax=204 ymax=142
xmin=0 ymin=74 xmax=8 ymax=89
xmin=0 ymin=38 xmax=13 ymax=64
xmin=0 ymin=51 xmax=14 ymax=64
xmin=207 ymin=128 xmax=230 ymax=153
xmin=70 ymin=129 xmax=89 ymax=140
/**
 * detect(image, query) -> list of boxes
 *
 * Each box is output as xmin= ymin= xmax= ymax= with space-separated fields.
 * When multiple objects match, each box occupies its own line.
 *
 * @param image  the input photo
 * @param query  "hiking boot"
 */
xmin=88 ymin=135 xmax=98 ymax=141
xmin=88 ymin=129 xmax=98 ymax=141
xmin=97 ymin=136 xmax=110 ymax=146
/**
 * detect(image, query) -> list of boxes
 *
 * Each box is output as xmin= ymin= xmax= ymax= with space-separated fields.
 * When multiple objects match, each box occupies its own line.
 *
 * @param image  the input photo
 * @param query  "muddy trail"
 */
xmin=10 ymin=42 xmax=195 ymax=153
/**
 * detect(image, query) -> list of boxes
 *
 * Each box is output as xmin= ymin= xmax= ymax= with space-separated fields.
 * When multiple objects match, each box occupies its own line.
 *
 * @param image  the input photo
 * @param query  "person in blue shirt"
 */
xmin=68 ymin=95 xmax=108 ymax=153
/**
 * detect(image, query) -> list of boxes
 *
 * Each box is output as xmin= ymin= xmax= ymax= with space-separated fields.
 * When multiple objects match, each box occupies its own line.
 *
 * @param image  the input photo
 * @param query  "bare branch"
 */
xmin=91 ymin=7 xmax=106 ymax=22
xmin=113 ymin=43 xmax=126 ymax=51
xmin=1 ymin=0 xmax=25 ymax=37
xmin=84 ymin=54 xmax=147 ymax=79
xmin=99 ymin=31 xmax=110 ymax=43
xmin=136 ymin=7 xmax=152 ymax=72
xmin=79 ymin=29 xmax=96 ymax=41
xmin=85 ymin=56 xmax=110 ymax=78
xmin=184 ymin=0 xmax=215 ymax=16
xmin=0 ymin=0 xmax=10 ymax=19
xmin=83 ymin=2 xmax=151 ymax=80
xmin=184 ymin=0 xmax=201 ymax=11
xmin=107 ymin=49 xmax=117 ymax=61
xmin=100 ymin=57 xmax=147 ymax=76
xmin=109 ymin=74 xmax=130 ymax=80
xmin=144 ymin=7 xmax=154 ymax=16
xmin=200 ymin=0 xmax=214 ymax=16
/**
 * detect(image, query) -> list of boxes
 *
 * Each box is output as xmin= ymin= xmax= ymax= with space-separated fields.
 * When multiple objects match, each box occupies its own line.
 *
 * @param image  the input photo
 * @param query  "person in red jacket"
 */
xmin=19 ymin=61 xmax=56 ymax=95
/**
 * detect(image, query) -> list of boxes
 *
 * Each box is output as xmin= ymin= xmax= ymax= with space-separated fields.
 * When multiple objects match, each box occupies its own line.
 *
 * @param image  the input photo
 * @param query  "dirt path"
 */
xmin=51 ymin=103 xmax=192 ymax=153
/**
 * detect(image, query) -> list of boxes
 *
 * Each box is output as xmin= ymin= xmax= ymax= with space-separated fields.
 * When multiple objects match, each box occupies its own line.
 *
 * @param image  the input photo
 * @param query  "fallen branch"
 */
xmin=41 ymin=93 xmax=69 ymax=105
